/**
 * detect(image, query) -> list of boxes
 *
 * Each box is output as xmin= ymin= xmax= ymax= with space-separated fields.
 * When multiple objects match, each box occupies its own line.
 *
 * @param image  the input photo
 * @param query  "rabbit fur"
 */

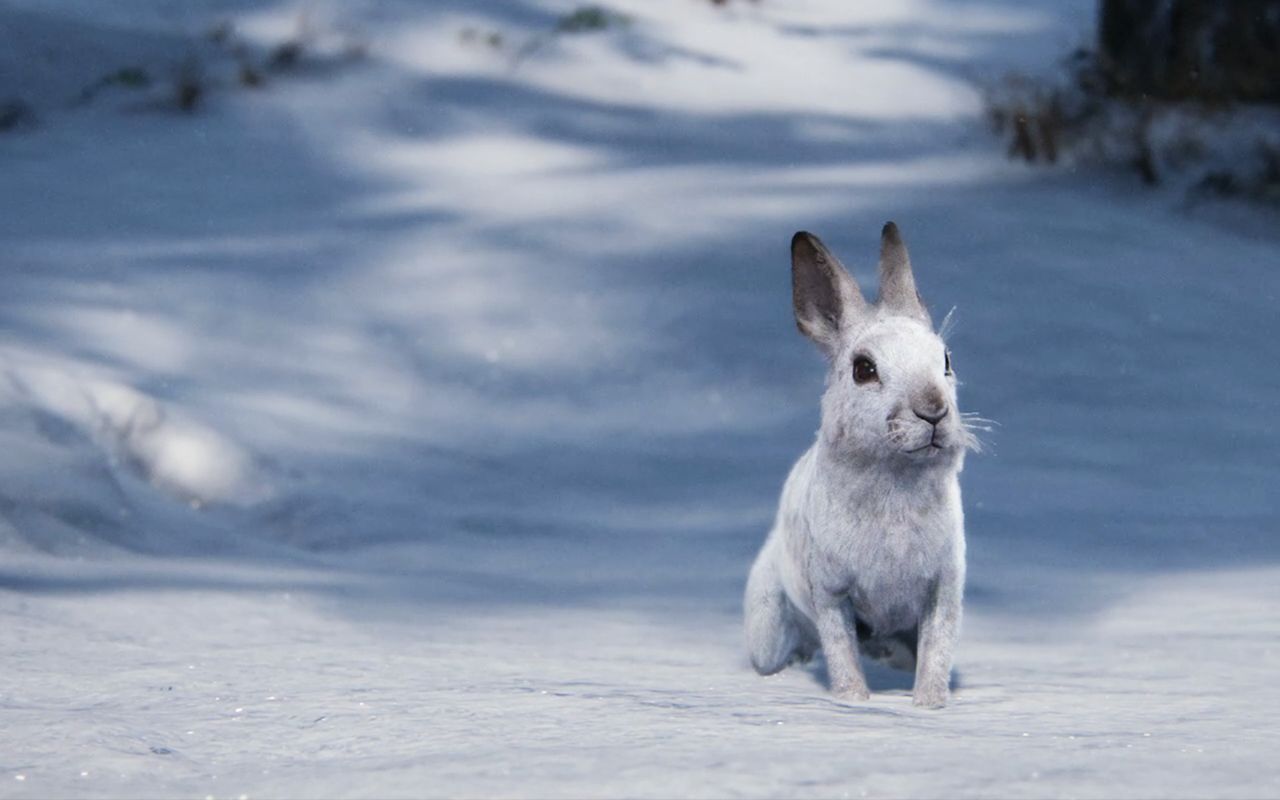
xmin=744 ymin=222 xmax=975 ymax=709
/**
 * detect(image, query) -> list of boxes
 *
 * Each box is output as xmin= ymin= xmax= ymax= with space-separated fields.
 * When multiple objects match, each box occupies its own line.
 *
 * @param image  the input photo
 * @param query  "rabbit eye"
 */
xmin=853 ymin=355 xmax=878 ymax=385
xmin=944 ymin=350 xmax=953 ymax=376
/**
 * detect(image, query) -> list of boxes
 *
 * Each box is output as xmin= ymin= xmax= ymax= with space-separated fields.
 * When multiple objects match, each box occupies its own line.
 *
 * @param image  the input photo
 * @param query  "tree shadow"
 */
xmin=1 ymin=0 xmax=1277 ymax=635
xmin=799 ymin=653 xmax=963 ymax=695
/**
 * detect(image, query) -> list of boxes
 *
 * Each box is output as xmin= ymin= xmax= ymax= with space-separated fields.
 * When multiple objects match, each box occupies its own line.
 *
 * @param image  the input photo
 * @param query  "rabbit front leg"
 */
xmin=814 ymin=597 xmax=870 ymax=701
xmin=912 ymin=568 xmax=963 ymax=708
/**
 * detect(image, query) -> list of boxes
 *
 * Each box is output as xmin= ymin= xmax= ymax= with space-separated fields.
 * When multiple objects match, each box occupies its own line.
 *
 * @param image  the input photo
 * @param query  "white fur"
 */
xmin=744 ymin=224 xmax=974 ymax=708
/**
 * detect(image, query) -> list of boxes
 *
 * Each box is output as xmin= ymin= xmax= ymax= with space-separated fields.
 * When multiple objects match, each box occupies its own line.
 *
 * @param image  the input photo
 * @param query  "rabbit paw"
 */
xmin=911 ymin=688 xmax=949 ymax=709
xmin=832 ymin=684 xmax=871 ymax=702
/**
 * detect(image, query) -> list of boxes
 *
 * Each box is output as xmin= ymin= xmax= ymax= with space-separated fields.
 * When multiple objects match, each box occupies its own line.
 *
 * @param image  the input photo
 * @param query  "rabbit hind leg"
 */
xmin=745 ymin=546 xmax=807 ymax=675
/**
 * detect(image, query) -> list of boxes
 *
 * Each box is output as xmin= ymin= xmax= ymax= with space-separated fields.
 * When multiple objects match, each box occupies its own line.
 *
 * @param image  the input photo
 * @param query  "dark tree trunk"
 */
xmin=1098 ymin=0 xmax=1280 ymax=103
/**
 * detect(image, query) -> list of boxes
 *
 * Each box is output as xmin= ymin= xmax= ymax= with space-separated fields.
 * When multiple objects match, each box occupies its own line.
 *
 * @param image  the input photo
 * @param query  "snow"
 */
xmin=2 ymin=1 xmax=1279 ymax=797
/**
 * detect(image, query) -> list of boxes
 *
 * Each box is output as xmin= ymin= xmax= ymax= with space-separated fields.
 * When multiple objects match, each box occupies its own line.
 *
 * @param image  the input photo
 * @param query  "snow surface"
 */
xmin=2 ymin=1 xmax=1279 ymax=797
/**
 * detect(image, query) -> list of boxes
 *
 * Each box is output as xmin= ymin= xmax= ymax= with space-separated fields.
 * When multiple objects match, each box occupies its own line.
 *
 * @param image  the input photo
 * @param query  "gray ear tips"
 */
xmin=881 ymin=221 xmax=901 ymax=246
xmin=792 ymin=230 xmax=818 ymax=255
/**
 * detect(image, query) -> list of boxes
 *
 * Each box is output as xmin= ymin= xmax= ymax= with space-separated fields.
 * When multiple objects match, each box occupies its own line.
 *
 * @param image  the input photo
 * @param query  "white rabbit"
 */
xmin=744 ymin=222 xmax=978 ymax=708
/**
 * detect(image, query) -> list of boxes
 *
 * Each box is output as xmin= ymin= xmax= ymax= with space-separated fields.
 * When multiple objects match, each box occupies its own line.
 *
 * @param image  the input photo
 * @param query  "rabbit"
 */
xmin=744 ymin=222 xmax=978 ymax=709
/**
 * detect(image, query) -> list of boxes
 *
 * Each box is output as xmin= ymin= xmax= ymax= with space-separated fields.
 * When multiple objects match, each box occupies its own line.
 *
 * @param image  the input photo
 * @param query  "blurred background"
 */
xmin=2 ymin=1 xmax=1278 ymax=797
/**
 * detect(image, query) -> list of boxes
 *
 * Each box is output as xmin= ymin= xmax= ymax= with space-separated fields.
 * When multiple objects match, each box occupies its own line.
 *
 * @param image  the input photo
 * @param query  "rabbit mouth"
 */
xmin=903 ymin=429 xmax=952 ymax=455
xmin=904 ymin=442 xmax=946 ymax=455
xmin=887 ymin=415 xmax=961 ymax=456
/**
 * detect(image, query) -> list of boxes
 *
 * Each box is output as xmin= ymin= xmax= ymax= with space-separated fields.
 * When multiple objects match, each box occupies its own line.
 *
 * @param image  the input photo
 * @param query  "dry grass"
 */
xmin=987 ymin=46 xmax=1280 ymax=204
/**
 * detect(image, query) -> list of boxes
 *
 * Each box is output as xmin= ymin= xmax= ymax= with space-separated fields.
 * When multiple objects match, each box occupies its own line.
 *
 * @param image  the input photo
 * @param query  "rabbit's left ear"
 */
xmin=878 ymin=222 xmax=931 ymax=325
xmin=792 ymin=231 xmax=866 ymax=356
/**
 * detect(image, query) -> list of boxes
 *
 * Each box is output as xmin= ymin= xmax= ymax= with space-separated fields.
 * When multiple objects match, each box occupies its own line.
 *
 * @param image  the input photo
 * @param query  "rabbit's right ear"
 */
xmin=792 ymin=231 xmax=865 ymax=355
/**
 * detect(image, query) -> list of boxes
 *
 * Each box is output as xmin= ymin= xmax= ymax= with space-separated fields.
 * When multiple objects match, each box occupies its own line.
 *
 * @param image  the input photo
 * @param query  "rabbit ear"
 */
xmin=878 ymin=222 xmax=930 ymax=325
xmin=792 ymin=231 xmax=866 ymax=354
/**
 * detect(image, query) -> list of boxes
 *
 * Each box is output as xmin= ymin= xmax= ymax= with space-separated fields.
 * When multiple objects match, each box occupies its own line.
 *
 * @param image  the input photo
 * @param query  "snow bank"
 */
xmin=0 ymin=348 xmax=270 ymax=554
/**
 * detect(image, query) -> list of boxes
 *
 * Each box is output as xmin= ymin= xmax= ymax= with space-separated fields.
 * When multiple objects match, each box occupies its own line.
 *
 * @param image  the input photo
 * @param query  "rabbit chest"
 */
xmin=793 ymin=476 xmax=962 ymax=636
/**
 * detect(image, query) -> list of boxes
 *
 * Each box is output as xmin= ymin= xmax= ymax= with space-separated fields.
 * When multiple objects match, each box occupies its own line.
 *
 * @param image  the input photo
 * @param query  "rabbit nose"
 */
xmin=914 ymin=387 xmax=948 ymax=426
xmin=914 ymin=405 xmax=948 ymax=426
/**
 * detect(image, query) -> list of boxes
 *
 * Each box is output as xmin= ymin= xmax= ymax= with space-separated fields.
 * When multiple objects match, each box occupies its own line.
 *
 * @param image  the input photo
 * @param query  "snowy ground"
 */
xmin=2 ymin=1 xmax=1279 ymax=798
